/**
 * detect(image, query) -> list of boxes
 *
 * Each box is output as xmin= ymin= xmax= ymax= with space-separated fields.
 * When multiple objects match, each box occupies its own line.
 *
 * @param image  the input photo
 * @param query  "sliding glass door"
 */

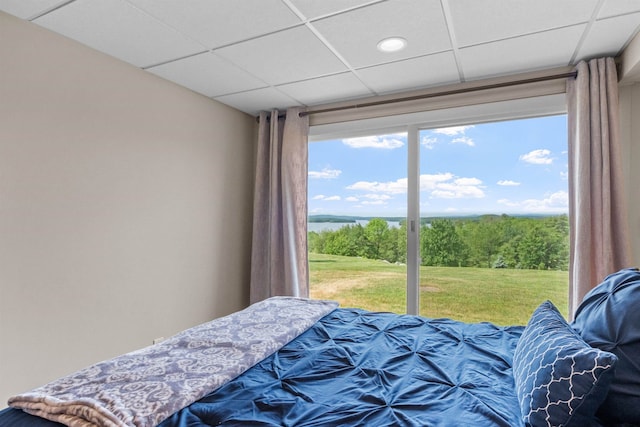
xmin=308 ymin=134 xmax=408 ymax=314
xmin=416 ymin=116 xmax=569 ymax=324
xmin=308 ymin=114 xmax=569 ymax=325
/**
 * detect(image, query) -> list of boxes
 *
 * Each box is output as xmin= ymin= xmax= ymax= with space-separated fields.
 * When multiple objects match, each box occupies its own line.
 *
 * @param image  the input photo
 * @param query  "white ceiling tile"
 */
xmin=147 ymin=52 xmax=268 ymax=97
xmin=577 ymin=13 xmax=640 ymax=59
xmin=598 ymin=0 xmax=640 ymax=18
xmin=127 ymin=0 xmax=301 ymax=49
xmin=276 ymin=73 xmax=373 ymax=106
xmin=215 ymin=26 xmax=348 ymax=86
xmin=449 ymin=0 xmax=599 ymax=47
xmin=0 ymin=0 xmax=68 ymax=19
xmin=214 ymin=88 xmax=300 ymax=116
xmin=289 ymin=0 xmax=381 ymax=19
xmin=2 ymin=0 xmax=639 ymax=115
xmin=459 ymin=25 xmax=586 ymax=80
xmin=311 ymin=0 xmax=451 ymax=68
xmin=357 ymin=52 xmax=460 ymax=94
xmin=32 ymin=0 xmax=205 ymax=68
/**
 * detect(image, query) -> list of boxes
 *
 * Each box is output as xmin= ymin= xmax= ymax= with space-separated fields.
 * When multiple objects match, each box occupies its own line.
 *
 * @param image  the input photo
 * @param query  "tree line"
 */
xmin=308 ymin=214 xmax=569 ymax=270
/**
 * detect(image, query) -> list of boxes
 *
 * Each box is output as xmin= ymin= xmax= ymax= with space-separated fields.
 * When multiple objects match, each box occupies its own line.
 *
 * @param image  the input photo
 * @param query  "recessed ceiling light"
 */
xmin=377 ymin=37 xmax=407 ymax=53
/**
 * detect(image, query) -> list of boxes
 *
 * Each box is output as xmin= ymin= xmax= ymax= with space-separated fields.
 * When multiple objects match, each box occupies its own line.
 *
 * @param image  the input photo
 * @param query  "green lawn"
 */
xmin=309 ymin=253 xmax=569 ymax=326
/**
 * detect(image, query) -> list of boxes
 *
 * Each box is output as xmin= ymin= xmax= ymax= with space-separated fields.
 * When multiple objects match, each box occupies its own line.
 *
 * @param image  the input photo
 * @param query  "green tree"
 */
xmin=392 ymin=220 xmax=407 ymax=264
xmin=498 ymin=234 xmax=522 ymax=268
xmin=518 ymin=224 xmax=552 ymax=269
xmin=363 ymin=218 xmax=390 ymax=260
xmin=460 ymin=216 xmax=504 ymax=267
xmin=543 ymin=215 xmax=569 ymax=270
xmin=309 ymin=214 xmax=569 ymax=271
xmin=421 ymin=219 xmax=467 ymax=266
xmin=332 ymin=224 xmax=366 ymax=257
xmin=308 ymin=231 xmax=324 ymax=253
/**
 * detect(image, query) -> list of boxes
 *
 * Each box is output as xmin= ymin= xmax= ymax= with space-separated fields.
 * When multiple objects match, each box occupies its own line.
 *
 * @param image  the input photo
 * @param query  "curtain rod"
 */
xmin=300 ymin=70 xmax=577 ymax=117
xmin=257 ymin=70 xmax=577 ymax=122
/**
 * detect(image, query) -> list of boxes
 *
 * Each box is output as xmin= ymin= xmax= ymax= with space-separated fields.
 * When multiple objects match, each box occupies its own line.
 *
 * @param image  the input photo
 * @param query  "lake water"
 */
xmin=308 ymin=220 xmax=401 ymax=232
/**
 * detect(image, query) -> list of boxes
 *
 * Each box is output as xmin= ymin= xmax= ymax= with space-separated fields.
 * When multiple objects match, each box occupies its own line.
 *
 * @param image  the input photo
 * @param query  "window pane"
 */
xmin=308 ymin=134 xmax=407 ymax=314
xmin=418 ymin=115 xmax=569 ymax=325
xmin=308 ymin=116 xmax=569 ymax=325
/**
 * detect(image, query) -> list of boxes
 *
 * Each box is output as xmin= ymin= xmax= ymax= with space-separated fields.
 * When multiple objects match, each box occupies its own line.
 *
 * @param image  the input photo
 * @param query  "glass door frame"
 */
xmin=407 ymin=125 xmax=420 ymax=315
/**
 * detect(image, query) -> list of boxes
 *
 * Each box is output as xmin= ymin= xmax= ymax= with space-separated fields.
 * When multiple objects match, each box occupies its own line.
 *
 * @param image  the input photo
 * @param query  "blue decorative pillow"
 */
xmin=572 ymin=268 xmax=640 ymax=424
xmin=513 ymin=301 xmax=618 ymax=427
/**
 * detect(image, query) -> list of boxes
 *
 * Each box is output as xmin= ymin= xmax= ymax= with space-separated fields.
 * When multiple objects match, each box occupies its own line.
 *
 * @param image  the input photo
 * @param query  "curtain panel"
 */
xmin=250 ymin=107 xmax=310 ymax=304
xmin=567 ymin=57 xmax=633 ymax=317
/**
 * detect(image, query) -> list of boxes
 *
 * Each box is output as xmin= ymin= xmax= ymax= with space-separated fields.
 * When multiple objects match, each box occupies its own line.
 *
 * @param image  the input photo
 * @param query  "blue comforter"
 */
xmin=1 ymin=308 xmax=524 ymax=426
xmin=161 ymin=308 xmax=524 ymax=426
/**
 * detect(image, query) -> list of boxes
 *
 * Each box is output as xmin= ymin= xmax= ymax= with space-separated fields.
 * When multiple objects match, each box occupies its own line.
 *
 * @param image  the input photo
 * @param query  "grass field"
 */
xmin=309 ymin=252 xmax=569 ymax=326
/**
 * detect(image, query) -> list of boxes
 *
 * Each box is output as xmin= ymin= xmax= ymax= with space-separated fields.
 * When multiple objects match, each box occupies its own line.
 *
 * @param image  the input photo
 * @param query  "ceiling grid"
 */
xmin=0 ymin=0 xmax=638 ymax=115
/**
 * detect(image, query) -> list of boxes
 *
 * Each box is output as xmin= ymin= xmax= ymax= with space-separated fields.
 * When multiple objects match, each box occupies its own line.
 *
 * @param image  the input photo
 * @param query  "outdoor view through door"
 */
xmin=308 ymin=115 xmax=569 ymax=325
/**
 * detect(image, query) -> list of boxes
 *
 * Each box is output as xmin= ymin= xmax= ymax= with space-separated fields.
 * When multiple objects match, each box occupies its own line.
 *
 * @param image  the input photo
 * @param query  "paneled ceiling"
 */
xmin=1 ymin=0 xmax=639 ymax=116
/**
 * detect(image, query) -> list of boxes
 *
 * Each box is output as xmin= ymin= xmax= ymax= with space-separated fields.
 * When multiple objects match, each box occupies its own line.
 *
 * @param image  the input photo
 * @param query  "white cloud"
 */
xmin=498 ymin=191 xmax=568 ymax=213
xmin=522 ymin=191 xmax=568 ymax=212
xmin=452 ymin=136 xmax=475 ymax=146
xmin=347 ymin=178 xmax=408 ymax=194
xmin=342 ymin=135 xmax=404 ymax=149
xmin=345 ymin=196 xmax=359 ymax=202
xmin=497 ymin=180 xmax=521 ymax=186
xmin=431 ymin=182 xmax=485 ymax=199
xmin=419 ymin=173 xmax=455 ymax=190
xmin=454 ymin=177 xmax=482 ymax=186
xmin=429 ymin=176 xmax=485 ymax=199
xmin=433 ymin=125 xmax=474 ymax=136
xmin=424 ymin=175 xmax=485 ymax=199
xmin=308 ymin=167 xmax=341 ymax=179
xmin=362 ymin=200 xmax=387 ymax=205
xmin=423 ymin=126 xmax=475 ymax=147
xmin=421 ymin=136 xmax=439 ymax=149
xmin=520 ymin=149 xmax=553 ymax=165
xmin=347 ymin=172 xmax=484 ymax=200
xmin=431 ymin=190 xmax=456 ymax=198
xmin=312 ymin=195 xmax=341 ymax=201
xmin=363 ymin=194 xmax=392 ymax=201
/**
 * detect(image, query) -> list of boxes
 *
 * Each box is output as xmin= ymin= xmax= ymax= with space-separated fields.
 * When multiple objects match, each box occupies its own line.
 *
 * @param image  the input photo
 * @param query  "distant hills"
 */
xmin=308 ymin=214 xmax=564 ymax=223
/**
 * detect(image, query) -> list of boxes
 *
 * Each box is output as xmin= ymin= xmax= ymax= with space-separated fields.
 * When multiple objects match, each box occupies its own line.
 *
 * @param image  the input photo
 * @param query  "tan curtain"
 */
xmin=566 ymin=57 xmax=633 ymax=317
xmin=250 ymin=107 xmax=309 ymax=304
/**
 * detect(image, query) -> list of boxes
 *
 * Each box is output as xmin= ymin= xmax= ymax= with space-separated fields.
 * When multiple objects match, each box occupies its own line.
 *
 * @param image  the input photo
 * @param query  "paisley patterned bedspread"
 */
xmin=7 ymin=297 xmax=338 ymax=427
xmin=161 ymin=308 xmax=525 ymax=427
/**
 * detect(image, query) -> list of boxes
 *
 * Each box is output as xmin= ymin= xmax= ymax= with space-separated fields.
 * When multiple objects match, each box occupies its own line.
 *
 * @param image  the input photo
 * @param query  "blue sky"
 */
xmin=308 ymin=114 xmax=568 ymax=217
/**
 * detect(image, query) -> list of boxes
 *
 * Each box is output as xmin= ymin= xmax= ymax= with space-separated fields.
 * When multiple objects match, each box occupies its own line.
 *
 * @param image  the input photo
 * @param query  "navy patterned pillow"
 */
xmin=513 ymin=301 xmax=618 ymax=427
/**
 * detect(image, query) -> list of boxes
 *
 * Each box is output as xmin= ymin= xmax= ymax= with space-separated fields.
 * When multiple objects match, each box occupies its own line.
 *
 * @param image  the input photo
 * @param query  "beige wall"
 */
xmin=619 ymin=82 xmax=640 ymax=267
xmin=0 ymin=11 xmax=255 ymax=406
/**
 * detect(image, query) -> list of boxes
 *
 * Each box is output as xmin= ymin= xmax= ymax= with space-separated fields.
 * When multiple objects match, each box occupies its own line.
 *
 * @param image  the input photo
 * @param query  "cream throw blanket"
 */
xmin=9 ymin=297 xmax=338 ymax=427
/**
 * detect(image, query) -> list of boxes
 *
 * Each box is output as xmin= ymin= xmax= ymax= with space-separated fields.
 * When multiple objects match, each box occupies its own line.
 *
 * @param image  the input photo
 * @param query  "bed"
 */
xmin=2 ymin=268 xmax=639 ymax=427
